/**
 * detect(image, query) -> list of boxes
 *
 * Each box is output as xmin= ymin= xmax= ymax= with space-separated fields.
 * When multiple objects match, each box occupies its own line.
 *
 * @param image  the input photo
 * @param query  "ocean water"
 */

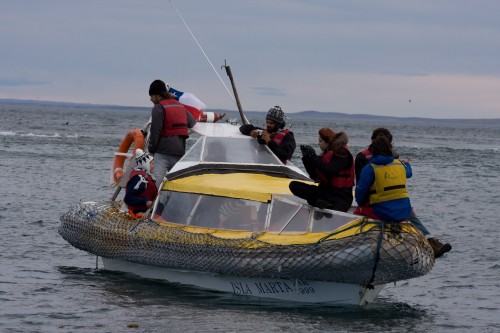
xmin=1 ymin=101 xmax=499 ymax=333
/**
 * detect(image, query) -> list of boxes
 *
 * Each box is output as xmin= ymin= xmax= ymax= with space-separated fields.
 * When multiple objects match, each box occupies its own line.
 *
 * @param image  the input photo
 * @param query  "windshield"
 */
xmin=152 ymin=190 xmax=357 ymax=233
xmin=183 ymin=136 xmax=282 ymax=165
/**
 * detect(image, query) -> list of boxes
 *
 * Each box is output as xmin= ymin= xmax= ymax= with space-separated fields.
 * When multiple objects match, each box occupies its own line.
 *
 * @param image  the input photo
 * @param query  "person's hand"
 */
xmin=300 ymin=144 xmax=309 ymax=155
xmin=400 ymin=157 xmax=411 ymax=164
xmin=250 ymin=129 xmax=260 ymax=138
xmin=146 ymin=200 xmax=153 ymax=208
xmin=300 ymin=145 xmax=316 ymax=158
xmin=260 ymin=131 xmax=271 ymax=144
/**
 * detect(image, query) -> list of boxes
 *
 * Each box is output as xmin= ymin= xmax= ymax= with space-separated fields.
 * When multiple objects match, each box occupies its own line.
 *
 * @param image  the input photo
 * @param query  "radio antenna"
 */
xmin=169 ymin=0 xmax=236 ymax=104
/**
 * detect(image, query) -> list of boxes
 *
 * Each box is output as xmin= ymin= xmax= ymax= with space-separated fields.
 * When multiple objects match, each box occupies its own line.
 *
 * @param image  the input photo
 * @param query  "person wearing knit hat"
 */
xmin=289 ymin=127 xmax=355 ymax=213
xmin=124 ymin=149 xmax=158 ymax=218
xmin=134 ymin=149 xmax=154 ymax=174
xmin=147 ymin=79 xmax=197 ymax=187
xmin=239 ymin=105 xmax=296 ymax=164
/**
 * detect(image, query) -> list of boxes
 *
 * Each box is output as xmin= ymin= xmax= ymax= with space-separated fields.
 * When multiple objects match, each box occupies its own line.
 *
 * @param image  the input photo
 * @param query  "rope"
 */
xmin=365 ymin=221 xmax=385 ymax=289
xmin=316 ymin=217 xmax=376 ymax=243
xmin=168 ymin=0 xmax=236 ymax=104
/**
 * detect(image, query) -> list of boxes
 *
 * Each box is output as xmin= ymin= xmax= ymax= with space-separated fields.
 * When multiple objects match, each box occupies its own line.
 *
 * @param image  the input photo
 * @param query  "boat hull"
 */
xmin=102 ymin=258 xmax=386 ymax=305
xmin=59 ymin=201 xmax=433 ymax=304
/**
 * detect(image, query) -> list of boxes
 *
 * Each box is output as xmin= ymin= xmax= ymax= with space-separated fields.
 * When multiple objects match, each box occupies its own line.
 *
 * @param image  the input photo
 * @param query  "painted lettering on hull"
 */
xmin=230 ymin=279 xmax=316 ymax=296
xmin=230 ymin=282 xmax=253 ymax=295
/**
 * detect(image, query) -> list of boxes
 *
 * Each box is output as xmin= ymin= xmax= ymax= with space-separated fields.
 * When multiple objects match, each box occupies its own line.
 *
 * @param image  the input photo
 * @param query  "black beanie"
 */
xmin=149 ymin=80 xmax=167 ymax=96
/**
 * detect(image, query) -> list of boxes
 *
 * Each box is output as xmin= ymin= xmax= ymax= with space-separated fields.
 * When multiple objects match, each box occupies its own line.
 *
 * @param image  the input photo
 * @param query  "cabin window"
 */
xmin=311 ymin=209 xmax=357 ymax=232
xmin=183 ymin=136 xmax=281 ymax=165
xmin=183 ymin=137 xmax=203 ymax=162
xmin=267 ymin=199 xmax=310 ymax=233
xmin=153 ymin=191 xmax=197 ymax=224
xmin=189 ymin=195 xmax=262 ymax=231
xmin=153 ymin=190 xmax=265 ymax=231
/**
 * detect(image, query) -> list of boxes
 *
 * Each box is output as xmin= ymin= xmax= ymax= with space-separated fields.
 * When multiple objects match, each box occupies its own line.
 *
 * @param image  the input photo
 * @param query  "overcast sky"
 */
xmin=1 ymin=0 xmax=499 ymax=118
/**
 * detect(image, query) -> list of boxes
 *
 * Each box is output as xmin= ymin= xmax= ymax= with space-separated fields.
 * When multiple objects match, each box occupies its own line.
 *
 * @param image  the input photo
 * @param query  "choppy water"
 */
xmin=1 ymin=101 xmax=499 ymax=333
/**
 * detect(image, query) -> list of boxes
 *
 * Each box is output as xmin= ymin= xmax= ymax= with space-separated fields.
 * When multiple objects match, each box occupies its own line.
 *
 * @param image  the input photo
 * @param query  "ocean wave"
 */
xmin=22 ymin=132 xmax=61 ymax=138
xmin=0 ymin=131 xmax=79 ymax=138
xmin=399 ymin=144 xmax=500 ymax=153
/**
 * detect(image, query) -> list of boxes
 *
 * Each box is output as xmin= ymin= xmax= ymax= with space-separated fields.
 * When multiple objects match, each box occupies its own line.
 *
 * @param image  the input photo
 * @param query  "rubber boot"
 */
xmin=427 ymin=237 xmax=452 ymax=258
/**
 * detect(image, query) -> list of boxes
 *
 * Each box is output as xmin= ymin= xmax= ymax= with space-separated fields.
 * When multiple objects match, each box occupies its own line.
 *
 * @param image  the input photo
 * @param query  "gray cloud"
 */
xmin=0 ymin=78 xmax=49 ymax=86
xmin=1 ymin=0 xmax=499 ymax=118
xmin=251 ymin=87 xmax=287 ymax=96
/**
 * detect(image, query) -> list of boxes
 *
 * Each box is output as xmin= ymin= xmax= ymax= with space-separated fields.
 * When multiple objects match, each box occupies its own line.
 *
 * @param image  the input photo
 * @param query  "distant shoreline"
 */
xmin=1 ymin=98 xmax=499 ymax=124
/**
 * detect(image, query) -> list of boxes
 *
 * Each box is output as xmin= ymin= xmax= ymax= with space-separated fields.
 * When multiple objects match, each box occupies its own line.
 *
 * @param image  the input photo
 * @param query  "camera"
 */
xmin=256 ymin=129 xmax=263 ymax=136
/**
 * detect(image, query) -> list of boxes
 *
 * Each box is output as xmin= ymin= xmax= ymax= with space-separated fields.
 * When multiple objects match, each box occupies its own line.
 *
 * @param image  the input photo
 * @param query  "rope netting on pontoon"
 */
xmin=59 ymin=202 xmax=434 ymax=286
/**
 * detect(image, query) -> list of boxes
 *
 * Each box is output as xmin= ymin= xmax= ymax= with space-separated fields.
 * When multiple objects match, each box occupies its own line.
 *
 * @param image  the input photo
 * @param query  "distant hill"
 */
xmin=1 ymin=98 xmax=499 ymax=126
xmin=210 ymin=109 xmax=500 ymax=126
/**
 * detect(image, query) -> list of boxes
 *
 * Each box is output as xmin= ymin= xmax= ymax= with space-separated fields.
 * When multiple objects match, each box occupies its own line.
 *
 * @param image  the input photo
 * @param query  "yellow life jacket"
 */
xmin=368 ymin=160 xmax=408 ymax=204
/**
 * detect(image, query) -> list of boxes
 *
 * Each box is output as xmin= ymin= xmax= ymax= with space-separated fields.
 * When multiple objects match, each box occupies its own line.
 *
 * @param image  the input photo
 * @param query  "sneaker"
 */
xmin=427 ymin=237 xmax=452 ymax=258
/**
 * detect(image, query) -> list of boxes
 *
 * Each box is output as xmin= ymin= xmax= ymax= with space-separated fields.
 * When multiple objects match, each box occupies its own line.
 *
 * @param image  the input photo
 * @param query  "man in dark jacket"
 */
xmin=147 ymin=80 xmax=197 ymax=186
xmin=239 ymin=106 xmax=296 ymax=164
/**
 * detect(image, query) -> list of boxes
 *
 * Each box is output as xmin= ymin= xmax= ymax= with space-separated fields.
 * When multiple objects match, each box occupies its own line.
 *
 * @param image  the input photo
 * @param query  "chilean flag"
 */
xmin=168 ymin=86 xmax=225 ymax=123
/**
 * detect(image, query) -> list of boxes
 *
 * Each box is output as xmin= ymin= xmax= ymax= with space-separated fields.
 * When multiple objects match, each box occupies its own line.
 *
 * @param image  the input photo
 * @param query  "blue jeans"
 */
xmin=152 ymin=153 xmax=181 ymax=187
xmin=409 ymin=215 xmax=431 ymax=236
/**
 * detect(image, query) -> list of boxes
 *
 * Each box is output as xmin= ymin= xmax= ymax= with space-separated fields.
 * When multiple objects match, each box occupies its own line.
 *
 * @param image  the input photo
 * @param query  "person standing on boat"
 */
xmin=148 ymin=80 xmax=197 ymax=186
xmin=289 ymin=128 xmax=355 ymax=212
xmin=124 ymin=149 xmax=158 ymax=218
xmin=239 ymin=106 xmax=296 ymax=164
xmin=355 ymin=128 xmax=451 ymax=258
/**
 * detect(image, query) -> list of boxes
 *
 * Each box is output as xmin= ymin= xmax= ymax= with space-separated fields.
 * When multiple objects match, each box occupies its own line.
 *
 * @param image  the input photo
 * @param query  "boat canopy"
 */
xmin=162 ymin=173 xmax=313 ymax=202
xmin=167 ymin=123 xmax=310 ymax=180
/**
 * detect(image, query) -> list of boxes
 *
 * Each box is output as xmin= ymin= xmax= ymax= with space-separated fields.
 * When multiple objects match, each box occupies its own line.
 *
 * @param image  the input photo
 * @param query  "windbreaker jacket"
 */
xmin=355 ymin=155 xmax=413 ymax=221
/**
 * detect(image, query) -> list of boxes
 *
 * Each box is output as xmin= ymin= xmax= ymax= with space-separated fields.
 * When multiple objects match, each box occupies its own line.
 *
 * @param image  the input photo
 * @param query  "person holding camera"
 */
xmin=289 ymin=127 xmax=355 ymax=212
xmin=239 ymin=106 xmax=296 ymax=164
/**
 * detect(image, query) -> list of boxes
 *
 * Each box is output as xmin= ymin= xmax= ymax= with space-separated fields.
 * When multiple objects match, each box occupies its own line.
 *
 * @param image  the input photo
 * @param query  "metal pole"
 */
xmin=222 ymin=61 xmax=249 ymax=125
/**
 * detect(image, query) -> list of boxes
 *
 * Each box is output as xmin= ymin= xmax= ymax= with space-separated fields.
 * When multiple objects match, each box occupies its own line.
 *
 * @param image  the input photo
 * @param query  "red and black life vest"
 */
xmin=270 ymin=129 xmax=289 ymax=146
xmin=360 ymin=148 xmax=372 ymax=161
xmin=159 ymin=99 xmax=189 ymax=137
xmin=317 ymin=146 xmax=355 ymax=188
xmin=127 ymin=169 xmax=158 ymax=212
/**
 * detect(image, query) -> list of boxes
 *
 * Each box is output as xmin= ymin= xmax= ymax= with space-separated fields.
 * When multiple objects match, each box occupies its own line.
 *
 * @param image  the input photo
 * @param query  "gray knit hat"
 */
xmin=266 ymin=105 xmax=285 ymax=128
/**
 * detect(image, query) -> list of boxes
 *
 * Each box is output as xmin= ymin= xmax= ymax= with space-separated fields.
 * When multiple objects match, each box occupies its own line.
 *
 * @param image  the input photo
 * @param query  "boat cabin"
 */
xmin=150 ymin=123 xmax=357 ymax=234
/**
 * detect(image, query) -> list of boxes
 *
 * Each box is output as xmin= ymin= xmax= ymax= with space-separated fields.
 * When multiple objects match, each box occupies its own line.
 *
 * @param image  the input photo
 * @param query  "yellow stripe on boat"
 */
xmin=146 ymin=218 xmax=421 ymax=246
xmin=163 ymin=173 xmax=315 ymax=202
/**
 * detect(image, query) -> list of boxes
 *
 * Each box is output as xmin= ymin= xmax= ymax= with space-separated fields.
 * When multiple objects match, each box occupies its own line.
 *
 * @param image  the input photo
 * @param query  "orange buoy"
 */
xmin=112 ymin=128 xmax=145 ymax=183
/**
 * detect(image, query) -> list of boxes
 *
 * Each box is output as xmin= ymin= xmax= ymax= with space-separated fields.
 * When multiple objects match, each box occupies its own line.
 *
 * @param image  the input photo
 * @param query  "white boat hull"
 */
xmin=102 ymin=258 xmax=385 ymax=305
